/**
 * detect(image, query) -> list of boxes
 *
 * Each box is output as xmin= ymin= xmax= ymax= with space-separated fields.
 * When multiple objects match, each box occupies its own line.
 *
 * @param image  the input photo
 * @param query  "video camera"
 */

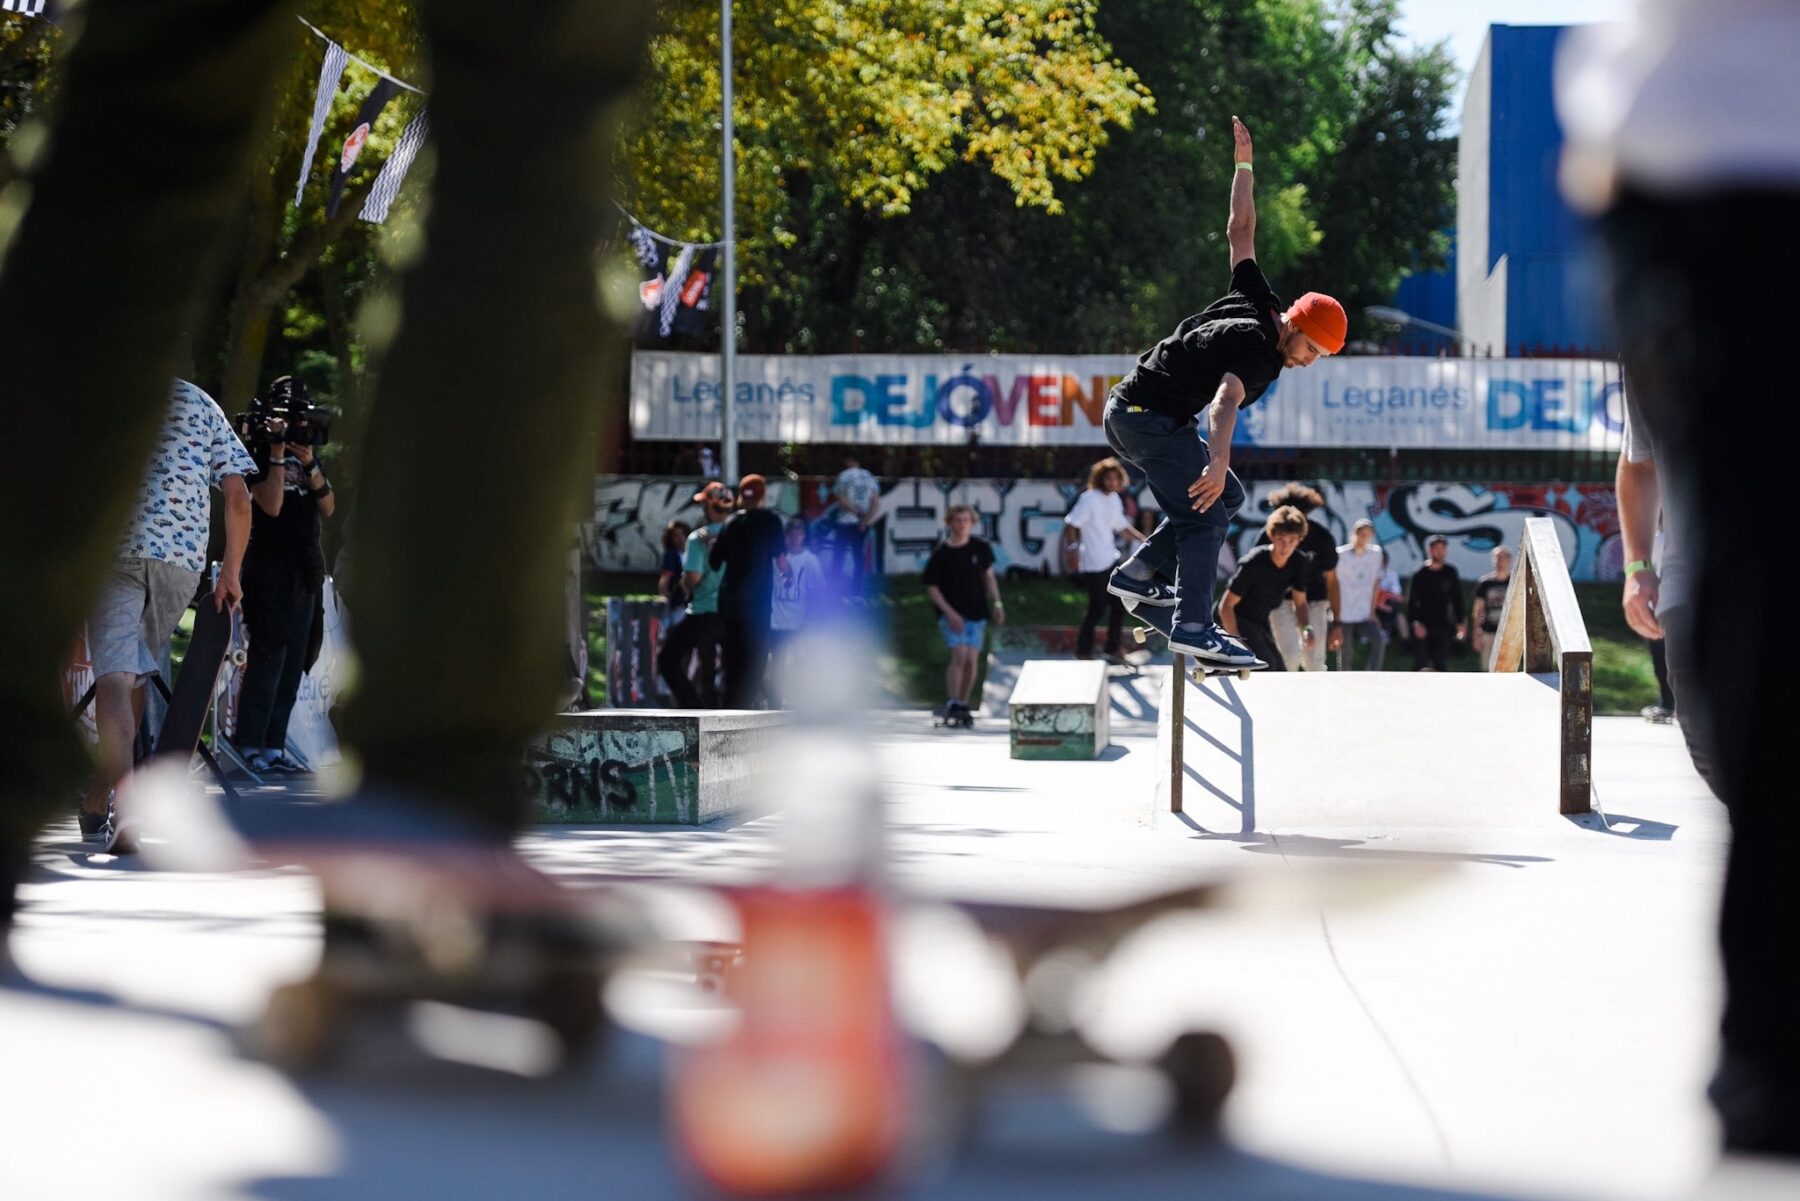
xmin=235 ymin=375 xmax=332 ymax=449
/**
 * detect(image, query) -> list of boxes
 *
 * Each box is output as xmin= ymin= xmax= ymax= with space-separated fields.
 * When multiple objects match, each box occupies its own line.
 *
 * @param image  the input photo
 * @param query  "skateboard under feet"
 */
xmin=935 ymin=700 xmax=976 ymax=729
xmin=1123 ymin=599 xmax=1261 ymax=682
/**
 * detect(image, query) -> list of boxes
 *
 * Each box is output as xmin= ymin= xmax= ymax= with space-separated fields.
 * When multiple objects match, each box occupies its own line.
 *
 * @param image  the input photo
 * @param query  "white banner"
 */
xmin=630 ymin=352 xmax=1626 ymax=452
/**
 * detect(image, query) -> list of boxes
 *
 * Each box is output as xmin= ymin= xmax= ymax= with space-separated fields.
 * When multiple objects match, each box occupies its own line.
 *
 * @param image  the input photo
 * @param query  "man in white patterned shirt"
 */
xmin=79 ymin=380 xmax=254 ymax=849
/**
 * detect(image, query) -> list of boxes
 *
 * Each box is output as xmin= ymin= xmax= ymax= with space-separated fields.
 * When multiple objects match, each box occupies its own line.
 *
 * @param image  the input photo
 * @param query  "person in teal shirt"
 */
xmin=658 ymin=482 xmax=733 ymax=706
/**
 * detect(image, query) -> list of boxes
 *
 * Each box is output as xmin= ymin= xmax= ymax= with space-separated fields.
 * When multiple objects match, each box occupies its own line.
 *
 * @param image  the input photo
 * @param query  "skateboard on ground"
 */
xmin=935 ymin=699 xmax=976 ymax=729
xmin=152 ymin=600 xmax=240 ymax=764
xmin=141 ymin=789 xmax=656 ymax=1070
xmin=1123 ymin=598 xmax=1261 ymax=682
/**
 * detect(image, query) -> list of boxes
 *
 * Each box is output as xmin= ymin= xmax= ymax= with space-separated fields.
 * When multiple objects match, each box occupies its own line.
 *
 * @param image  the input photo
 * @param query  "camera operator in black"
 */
xmin=236 ymin=377 xmax=335 ymax=773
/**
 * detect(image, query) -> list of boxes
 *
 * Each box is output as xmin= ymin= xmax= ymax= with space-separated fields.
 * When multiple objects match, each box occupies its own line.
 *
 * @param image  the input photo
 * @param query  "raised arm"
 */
xmin=1227 ymin=115 xmax=1256 ymax=268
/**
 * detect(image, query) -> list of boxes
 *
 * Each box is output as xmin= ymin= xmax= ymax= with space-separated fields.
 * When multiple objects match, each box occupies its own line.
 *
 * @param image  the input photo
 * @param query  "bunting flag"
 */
xmin=1 ymin=1 xmax=52 ymax=17
xmin=326 ymin=76 xmax=399 ymax=218
xmin=627 ymin=223 xmax=717 ymax=343
xmin=360 ymin=106 xmax=429 ymax=224
xmin=294 ymin=38 xmax=351 ymax=207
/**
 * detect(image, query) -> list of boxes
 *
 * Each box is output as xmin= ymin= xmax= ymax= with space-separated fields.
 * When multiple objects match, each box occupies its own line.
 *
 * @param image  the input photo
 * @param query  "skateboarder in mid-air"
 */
xmin=1104 ymin=116 xmax=1346 ymax=665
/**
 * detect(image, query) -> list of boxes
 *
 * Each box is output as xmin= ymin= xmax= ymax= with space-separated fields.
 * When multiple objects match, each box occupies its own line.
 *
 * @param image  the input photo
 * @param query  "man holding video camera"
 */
xmin=235 ymin=376 xmax=335 ymax=774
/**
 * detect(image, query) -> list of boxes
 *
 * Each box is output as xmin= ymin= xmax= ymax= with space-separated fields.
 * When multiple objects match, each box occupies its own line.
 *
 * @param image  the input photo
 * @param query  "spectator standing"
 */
xmin=1061 ymin=457 xmax=1146 ymax=661
xmin=657 ymin=483 xmax=733 ymax=707
xmin=659 ymin=520 xmax=691 ymax=626
xmin=235 ymin=377 xmax=336 ymax=774
xmin=1217 ymin=506 xmax=1313 ymax=671
xmin=828 ymin=456 xmax=882 ymax=589
xmin=922 ymin=505 xmax=1005 ymax=720
xmin=1469 ymin=547 xmax=1513 ymax=670
xmin=710 ymin=474 xmax=786 ymax=708
xmin=1560 ymin=0 xmax=1799 ymax=1154
xmin=77 ymin=380 xmax=254 ymax=849
xmin=1374 ymin=547 xmax=1406 ymax=656
xmin=1407 ymin=535 xmax=1465 ymax=671
xmin=1254 ymin=483 xmax=1340 ymax=671
xmin=1333 ymin=518 xmax=1387 ymax=670
xmin=769 ymin=517 xmax=826 ymax=702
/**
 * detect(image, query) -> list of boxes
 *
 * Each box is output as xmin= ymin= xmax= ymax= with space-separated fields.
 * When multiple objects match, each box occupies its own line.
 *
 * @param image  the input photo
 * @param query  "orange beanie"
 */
xmin=1285 ymin=293 xmax=1347 ymax=354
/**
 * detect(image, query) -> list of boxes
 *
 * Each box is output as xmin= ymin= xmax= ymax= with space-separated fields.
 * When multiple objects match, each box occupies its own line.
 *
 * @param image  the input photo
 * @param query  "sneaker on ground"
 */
xmin=1640 ymin=705 xmax=1674 ymax=724
xmin=77 ymin=805 xmax=108 ymax=841
xmin=1167 ymin=625 xmax=1263 ymax=668
xmin=265 ymin=752 xmax=308 ymax=775
xmin=1107 ymin=569 xmax=1178 ymax=607
xmin=97 ymin=792 xmax=139 ymax=855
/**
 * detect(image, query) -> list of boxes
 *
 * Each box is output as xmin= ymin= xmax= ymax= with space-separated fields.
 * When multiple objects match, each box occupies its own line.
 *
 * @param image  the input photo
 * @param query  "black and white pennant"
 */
xmin=360 ymin=107 xmax=429 ymax=224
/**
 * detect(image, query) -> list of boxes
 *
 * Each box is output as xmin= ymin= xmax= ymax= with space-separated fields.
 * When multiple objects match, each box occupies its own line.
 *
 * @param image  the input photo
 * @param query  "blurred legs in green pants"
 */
xmin=0 ymin=0 xmax=651 ymax=881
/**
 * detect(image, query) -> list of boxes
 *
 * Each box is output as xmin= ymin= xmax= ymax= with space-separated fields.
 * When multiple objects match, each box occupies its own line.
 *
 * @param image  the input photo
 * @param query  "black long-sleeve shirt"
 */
xmin=1407 ymin=563 xmax=1465 ymax=628
xmin=709 ymin=507 xmax=785 ymax=625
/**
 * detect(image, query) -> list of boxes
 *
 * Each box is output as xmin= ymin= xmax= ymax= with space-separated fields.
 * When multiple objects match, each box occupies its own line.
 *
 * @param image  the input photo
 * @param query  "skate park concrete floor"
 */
xmin=3 ymin=684 xmax=1787 ymax=1200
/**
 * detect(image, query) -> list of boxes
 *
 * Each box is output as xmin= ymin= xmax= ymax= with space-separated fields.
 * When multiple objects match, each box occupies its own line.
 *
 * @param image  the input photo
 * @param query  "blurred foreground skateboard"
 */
xmin=1125 ymin=598 xmax=1261 ymax=682
xmin=144 ymin=787 xmax=1438 ymax=1147
xmin=143 ymin=789 xmax=656 ymax=1069
xmin=152 ymin=600 xmax=240 ymax=762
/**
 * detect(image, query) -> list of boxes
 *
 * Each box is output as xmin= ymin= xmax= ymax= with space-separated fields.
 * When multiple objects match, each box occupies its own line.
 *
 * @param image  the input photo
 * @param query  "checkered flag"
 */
xmin=294 ymin=39 xmax=351 ymax=206
xmin=360 ymin=107 xmax=429 ymax=224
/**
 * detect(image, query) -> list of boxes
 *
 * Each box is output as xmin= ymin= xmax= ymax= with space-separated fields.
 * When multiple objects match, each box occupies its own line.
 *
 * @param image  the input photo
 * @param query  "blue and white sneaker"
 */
xmin=1107 ymin=569 xmax=1178 ymax=607
xmin=1167 ymin=625 xmax=1264 ymax=668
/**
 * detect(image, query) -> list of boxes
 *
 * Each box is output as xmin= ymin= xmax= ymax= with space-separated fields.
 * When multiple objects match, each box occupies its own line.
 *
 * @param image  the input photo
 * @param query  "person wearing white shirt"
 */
xmin=1560 ymin=0 xmax=1800 ymax=1157
xmin=1332 ymin=518 xmax=1386 ymax=670
xmin=1061 ymin=458 xmax=1146 ymax=660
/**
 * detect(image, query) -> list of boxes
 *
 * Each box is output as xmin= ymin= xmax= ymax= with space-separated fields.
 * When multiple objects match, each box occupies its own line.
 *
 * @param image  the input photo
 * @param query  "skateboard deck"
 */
xmin=1123 ymin=598 xmax=1261 ymax=681
xmin=152 ymin=600 xmax=233 ymax=762
xmin=140 ymin=788 xmax=656 ymax=1069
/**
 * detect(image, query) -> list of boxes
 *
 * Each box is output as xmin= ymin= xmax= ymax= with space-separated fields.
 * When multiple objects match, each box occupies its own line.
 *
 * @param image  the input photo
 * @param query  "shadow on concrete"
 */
xmin=1180 ymin=674 xmax=1255 ymax=834
xmin=1 ymin=966 xmax=235 ymax=1037
xmin=1566 ymin=812 xmax=1679 ymax=841
xmin=226 ymin=1029 xmax=1527 ymax=1200
xmin=1216 ymin=832 xmax=1554 ymax=870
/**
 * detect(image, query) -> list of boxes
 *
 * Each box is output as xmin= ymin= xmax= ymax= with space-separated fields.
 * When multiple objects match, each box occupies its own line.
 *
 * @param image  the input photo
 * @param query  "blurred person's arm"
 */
xmin=860 ymin=492 xmax=881 ymax=530
xmin=296 ymin=444 xmax=334 ymax=519
xmin=984 ymin=567 xmax=1005 ymax=626
xmin=216 ymin=475 xmax=251 ymax=611
xmin=1617 ymin=452 xmax=1664 ymax=639
xmin=1227 ymin=116 xmax=1256 ymax=268
xmin=1295 ymin=591 xmax=1313 ymax=647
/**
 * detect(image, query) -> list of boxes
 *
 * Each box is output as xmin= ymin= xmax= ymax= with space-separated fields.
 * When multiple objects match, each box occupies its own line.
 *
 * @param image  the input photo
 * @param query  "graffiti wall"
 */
xmin=588 ymin=476 xmax=1623 ymax=584
xmin=523 ymin=718 xmax=699 ymax=824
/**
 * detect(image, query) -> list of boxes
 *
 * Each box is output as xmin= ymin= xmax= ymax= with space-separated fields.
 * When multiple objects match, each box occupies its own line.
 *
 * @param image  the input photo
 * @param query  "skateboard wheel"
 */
xmin=1237 ymin=669 xmax=1250 ymax=681
xmin=258 ymin=979 xmax=342 ymax=1071
xmin=1161 ymin=1031 xmax=1236 ymax=1138
xmin=1133 ymin=628 xmax=1148 ymax=645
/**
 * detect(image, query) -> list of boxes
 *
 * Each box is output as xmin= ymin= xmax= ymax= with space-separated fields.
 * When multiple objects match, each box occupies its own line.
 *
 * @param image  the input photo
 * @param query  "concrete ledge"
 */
xmin=523 ymin=709 xmax=791 ymax=824
xmin=1009 ymin=659 xmax=1110 ymax=760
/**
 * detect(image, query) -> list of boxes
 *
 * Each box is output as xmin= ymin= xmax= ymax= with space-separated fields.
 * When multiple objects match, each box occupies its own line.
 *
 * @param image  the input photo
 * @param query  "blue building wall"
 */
xmin=1393 ymin=239 xmax=1458 ymax=349
xmin=1407 ymin=25 xmax=1612 ymax=356
xmin=1482 ymin=26 xmax=1608 ymax=354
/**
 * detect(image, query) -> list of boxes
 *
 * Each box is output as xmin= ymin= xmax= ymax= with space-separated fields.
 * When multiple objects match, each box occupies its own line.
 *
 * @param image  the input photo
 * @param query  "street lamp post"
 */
xmin=720 ymin=0 xmax=738 ymax=482
xmin=1365 ymin=305 xmax=1475 ymax=353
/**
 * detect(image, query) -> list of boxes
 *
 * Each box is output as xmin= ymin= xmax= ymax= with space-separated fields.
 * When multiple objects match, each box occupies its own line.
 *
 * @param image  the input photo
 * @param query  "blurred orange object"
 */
xmin=673 ymin=885 xmax=906 ymax=1196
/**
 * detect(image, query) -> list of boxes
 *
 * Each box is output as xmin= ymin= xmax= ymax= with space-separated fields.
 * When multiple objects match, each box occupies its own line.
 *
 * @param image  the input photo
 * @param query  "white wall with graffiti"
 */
xmin=587 ymin=476 xmax=1625 ymax=584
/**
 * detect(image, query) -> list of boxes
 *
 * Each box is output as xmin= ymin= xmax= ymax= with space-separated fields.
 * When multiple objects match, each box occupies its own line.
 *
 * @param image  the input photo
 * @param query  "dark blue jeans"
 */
xmin=1103 ymin=399 xmax=1244 ymax=630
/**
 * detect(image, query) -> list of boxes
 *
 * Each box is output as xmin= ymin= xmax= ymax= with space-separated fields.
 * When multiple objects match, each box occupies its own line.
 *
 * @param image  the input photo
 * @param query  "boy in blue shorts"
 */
xmin=922 ymin=505 xmax=1006 ymax=720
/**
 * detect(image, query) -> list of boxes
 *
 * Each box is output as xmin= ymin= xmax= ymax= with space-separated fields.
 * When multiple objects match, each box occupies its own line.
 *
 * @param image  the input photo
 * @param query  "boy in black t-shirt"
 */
xmin=1100 ymin=116 xmax=1345 ymax=670
xmin=922 ymin=505 xmax=1005 ymax=717
xmin=1217 ymin=506 xmax=1313 ymax=671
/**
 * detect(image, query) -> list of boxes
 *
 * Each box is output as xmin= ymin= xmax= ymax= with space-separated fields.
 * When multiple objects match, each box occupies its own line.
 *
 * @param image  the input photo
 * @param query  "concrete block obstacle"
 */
xmin=523 ymin=709 xmax=790 ymax=825
xmin=1008 ymin=659 xmax=1111 ymax=760
xmin=1154 ymin=518 xmax=1595 ymax=828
